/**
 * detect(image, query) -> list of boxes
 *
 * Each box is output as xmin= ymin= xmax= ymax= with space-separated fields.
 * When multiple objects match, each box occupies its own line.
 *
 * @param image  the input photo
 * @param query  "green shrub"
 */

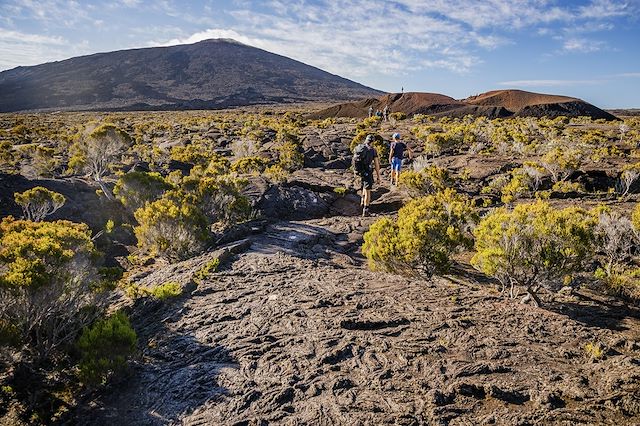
xmin=77 ymin=311 xmax=136 ymax=386
xmin=113 ymin=171 xmax=172 ymax=212
xmin=472 ymin=201 xmax=597 ymax=304
xmin=150 ymin=281 xmax=182 ymax=300
xmin=390 ymin=112 xmax=407 ymax=121
xmin=398 ymin=165 xmax=450 ymax=196
xmin=0 ymin=141 xmax=17 ymax=173
xmin=230 ymin=156 xmax=268 ymax=174
xmin=277 ymin=140 xmax=304 ymax=171
xmin=363 ymin=189 xmax=476 ymax=276
xmin=133 ymin=191 xmax=209 ymax=261
xmin=187 ymin=176 xmax=252 ymax=226
xmin=552 ymin=180 xmax=585 ymax=193
xmin=194 ymin=258 xmax=220 ymax=283
xmin=264 ymin=164 xmax=289 ymax=183
xmin=0 ymin=217 xmax=101 ymax=357
xmin=14 ymin=186 xmax=65 ymax=222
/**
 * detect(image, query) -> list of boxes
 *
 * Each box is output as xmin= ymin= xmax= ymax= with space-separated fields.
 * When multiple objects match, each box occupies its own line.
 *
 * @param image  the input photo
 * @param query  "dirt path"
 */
xmin=78 ymin=217 xmax=640 ymax=425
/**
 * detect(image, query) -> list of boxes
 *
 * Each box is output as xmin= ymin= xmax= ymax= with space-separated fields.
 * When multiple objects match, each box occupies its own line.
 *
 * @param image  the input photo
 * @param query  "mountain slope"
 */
xmin=0 ymin=39 xmax=382 ymax=112
xmin=312 ymin=90 xmax=618 ymax=120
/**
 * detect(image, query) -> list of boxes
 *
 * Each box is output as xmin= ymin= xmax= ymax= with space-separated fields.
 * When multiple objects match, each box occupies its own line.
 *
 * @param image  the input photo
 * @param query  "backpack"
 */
xmin=353 ymin=143 xmax=371 ymax=175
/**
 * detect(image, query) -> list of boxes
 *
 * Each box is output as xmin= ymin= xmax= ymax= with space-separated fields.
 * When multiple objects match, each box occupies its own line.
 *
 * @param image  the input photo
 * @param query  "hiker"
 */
xmin=353 ymin=135 xmax=381 ymax=216
xmin=383 ymin=104 xmax=389 ymax=121
xmin=368 ymin=105 xmax=373 ymax=118
xmin=388 ymin=132 xmax=413 ymax=186
xmin=375 ymin=109 xmax=382 ymax=119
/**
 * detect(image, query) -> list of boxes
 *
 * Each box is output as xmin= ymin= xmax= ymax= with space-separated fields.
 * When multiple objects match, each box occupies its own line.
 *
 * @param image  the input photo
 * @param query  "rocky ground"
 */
xmin=73 ymin=214 xmax=640 ymax=425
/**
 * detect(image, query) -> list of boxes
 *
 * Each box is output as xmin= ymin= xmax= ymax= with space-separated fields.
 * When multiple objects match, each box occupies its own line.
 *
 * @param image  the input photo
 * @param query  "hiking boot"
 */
xmin=362 ymin=206 xmax=369 ymax=217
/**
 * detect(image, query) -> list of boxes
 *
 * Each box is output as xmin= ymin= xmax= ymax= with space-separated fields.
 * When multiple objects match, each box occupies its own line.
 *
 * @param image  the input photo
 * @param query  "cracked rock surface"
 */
xmin=77 ymin=217 xmax=640 ymax=425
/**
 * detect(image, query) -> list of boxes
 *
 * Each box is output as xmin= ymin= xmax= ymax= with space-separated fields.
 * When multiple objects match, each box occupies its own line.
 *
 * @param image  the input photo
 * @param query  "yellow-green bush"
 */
xmin=500 ymin=168 xmax=533 ymax=203
xmin=0 ymin=217 xmax=102 ymax=357
xmin=230 ymin=156 xmax=268 ymax=174
xmin=150 ymin=281 xmax=182 ymax=300
xmin=133 ymin=191 xmax=209 ymax=261
xmin=77 ymin=311 xmax=136 ymax=386
xmin=14 ymin=186 xmax=65 ymax=222
xmin=276 ymin=140 xmax=304 ymax=171
xmin=184 ymin=176 xmax=251 ymax=226
xmin=363 ymin=189 xmax=476 ymax=276
xmin=264 ymin=164 xmax=289 ymax=183
xmin=390 ymin=112 xmax=407 ymax=121
xmin=0 ymin=141 xmax=17 ymax=173
xmin=113 ymin=171 xmax=172 ymax=212
xmin=552 ymin=180 xmax=585 ymax=193
xmin=398 ymin=165 xmax=450 ymax=196
xmin=472 ymin=201 xmax=597 ymax=296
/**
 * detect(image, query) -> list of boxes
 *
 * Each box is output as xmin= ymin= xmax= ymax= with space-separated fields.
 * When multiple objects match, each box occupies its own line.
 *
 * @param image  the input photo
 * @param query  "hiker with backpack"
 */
xmin=353 ymin=135 xmax=381 ymax=216
xmin=388 ymin=132 xmax=413 ymax=186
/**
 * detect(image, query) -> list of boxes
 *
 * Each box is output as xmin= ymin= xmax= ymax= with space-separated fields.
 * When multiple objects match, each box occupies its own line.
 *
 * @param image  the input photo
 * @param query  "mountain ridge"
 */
xmin=0 ymin=39 xmax=383 ymax=112
xmin=310 ymin=90 xmax=618 ymax=120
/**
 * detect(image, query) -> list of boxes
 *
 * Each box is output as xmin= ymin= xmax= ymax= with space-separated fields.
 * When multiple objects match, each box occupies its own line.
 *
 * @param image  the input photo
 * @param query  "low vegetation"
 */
xmin=1 ymin=108 xmax=639 ymax=423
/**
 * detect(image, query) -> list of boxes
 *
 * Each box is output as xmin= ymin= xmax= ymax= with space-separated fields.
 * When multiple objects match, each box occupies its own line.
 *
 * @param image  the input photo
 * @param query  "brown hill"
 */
xmin=311 ymin=89 xmax=618 ymax=121
xmin=308 ymin=92 xmax=462 ymax=119
xmin=464 ymin=89 xmax=577 ymax=111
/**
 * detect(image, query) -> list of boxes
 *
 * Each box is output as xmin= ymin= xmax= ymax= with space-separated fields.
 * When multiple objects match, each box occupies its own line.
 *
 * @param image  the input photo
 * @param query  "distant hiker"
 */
xmin=401 ymin=86 xmax=404 ymax=94
xmin=368 ymin=105 xmax=373 ymax=118
xmin=375 ymin=109 xmax=382 ymax=119
xmin=389 ymin=132 xmax=413 ymax=186
xmin=383 ymin=104 xmax=389 ymax=121
xmin=353 ymin=135 xmax=381 ymax=216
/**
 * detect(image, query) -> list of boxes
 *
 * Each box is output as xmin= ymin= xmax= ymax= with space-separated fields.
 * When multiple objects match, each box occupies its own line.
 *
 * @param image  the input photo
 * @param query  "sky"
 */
xmin=1 ymin=0 xmax=639 ymax=108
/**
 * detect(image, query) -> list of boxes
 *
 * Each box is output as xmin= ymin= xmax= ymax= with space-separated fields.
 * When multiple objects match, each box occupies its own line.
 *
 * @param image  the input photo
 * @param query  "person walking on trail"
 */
xmin=389 ymin=132 xmax=413 ymax=186
xmin=368 ymin=105 xmax=373 ymax=118
xmin=383 ymin=104 xmax=389 ymax=121
xmin=353 ymin=135 xmax=381 ymax=216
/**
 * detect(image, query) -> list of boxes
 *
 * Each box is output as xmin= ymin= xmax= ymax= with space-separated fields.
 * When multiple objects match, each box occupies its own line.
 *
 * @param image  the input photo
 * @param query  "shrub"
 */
xmin=363 ymin=189 xmax=476 ymax=276
xmin=500 ymin=169 xmax=533 ymax=203
xmin=69 ymin=123 xmax=131 ymax=199
xmin=0 ymin=141 xmax=17 ymax=173
xmin=150 ymin=281 xmax=182 ymax=300
xmin=230 ymin=156 xmax=268 ymax=174
xmin=194 ymin=258 xmax=220 ymax=283
xmin=540 ymin=147 xmax=582 ymax=183
xmin=398 ymin=165 xmax=450 ymax=196
xmin=390 ymin=112 xmax=407 ymax=121
xmin=0 ymin=217 xmax=102 ymax=357
xmin=472 ymin=201 xmax=597 ymax=306
xmin=133 ymin=191 xmax=209 ymax=261
xmin=187 ymin=176 xmax=252 ymax=226
xmin=264 ymin=164 xmax=289 ymax=183
xmin=32 ymin=146 xmax=59 ymax=177
xmin=552 ymin=181 xmax=585 ymax=193
xmin=423 ymin=132 xmax=461 ymax=157
xmin=77 ymin=311 xmax=136 ymax=386
xmin=113 ymin=171 xmax=172 ymax=212
xmin=615 ymin=162 xmax=640 ymax=198
xmin=276 ymin=140 xmax=304 ymax=171
xmin=14 ymin=187 xmax=65 ymax=222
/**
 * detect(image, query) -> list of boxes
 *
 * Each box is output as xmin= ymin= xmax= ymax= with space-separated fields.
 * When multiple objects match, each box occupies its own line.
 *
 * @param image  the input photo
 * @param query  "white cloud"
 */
xmin=0 ymin=28 xmax=91 ymax=70
xmin=562 ymin=38 xmax=606 ymax=53
xmin=617 ymin=73 xmax=640 ymax=78
xmin=579 ymin=0 xmax=630 ymax=19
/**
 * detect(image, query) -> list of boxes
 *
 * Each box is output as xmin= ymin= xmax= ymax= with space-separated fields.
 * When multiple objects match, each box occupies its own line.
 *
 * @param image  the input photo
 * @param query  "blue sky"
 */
xmin=1 ymin=0 xmax=639 ymax=108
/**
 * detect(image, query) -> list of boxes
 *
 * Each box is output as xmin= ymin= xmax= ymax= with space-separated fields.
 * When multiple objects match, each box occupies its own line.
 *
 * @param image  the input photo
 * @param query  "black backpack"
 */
xmin=353 ymin=143 xmax=371 ymax=175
